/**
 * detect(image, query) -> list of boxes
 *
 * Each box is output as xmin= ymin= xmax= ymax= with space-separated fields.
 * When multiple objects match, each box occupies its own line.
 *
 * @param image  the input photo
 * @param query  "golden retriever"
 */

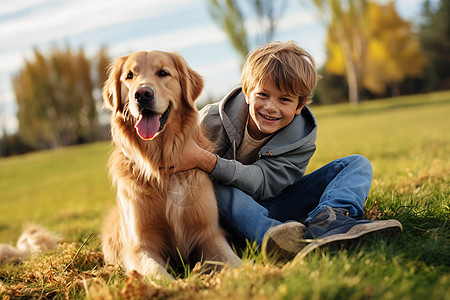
xmin=101 ymin=50 xmax=241 ymax=280
xmin=0 ymin=224 xmax=60 ymax=263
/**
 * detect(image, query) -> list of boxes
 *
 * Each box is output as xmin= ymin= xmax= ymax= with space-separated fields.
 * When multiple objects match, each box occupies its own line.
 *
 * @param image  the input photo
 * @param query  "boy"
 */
xmin=173 ymin=41 xmax=402 ymax=261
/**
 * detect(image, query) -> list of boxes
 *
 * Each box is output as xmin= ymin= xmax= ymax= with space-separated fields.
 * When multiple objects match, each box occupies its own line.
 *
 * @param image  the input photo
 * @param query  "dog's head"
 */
xmin=103 ymin=50 xmax=203 ymax=140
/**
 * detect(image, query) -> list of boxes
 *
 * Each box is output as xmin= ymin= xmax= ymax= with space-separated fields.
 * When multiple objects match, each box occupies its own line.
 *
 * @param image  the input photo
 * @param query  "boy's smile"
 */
xmin=246 ymin=78 xmax=304 ymax=140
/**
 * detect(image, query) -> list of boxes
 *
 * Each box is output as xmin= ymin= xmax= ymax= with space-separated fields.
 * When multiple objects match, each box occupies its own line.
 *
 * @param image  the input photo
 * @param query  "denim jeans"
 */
xmin=214 ymin=155 xmax=373 ymax=245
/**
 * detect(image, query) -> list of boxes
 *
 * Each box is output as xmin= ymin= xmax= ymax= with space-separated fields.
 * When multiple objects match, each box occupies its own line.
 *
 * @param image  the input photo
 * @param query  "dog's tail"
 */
xmin=0 ymin=224 xmax=60 ymax=263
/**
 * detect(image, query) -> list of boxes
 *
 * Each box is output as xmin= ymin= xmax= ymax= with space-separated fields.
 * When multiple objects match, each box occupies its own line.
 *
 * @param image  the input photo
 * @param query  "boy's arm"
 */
xmin=210 ymin=144 xmax=316 ymax=200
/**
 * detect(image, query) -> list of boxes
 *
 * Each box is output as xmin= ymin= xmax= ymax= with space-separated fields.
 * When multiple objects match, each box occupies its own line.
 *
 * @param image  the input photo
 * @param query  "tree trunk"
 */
xmin=390 ymin=83 xmax=401 ymax=97
xmin=335 ymin=22 xmax=361 ymax=105
xmin=346 ymin=64 xmax=360 ymax=104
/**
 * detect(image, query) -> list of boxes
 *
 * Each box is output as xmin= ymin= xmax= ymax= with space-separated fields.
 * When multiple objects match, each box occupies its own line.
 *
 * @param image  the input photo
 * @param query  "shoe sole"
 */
xmin=293 ymin=219 xmax=403 ymax=261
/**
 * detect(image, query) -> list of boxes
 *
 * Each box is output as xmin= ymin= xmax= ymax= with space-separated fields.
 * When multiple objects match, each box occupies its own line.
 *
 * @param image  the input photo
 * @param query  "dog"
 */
xmin=101 ymin=50 xmax=241 ymax=280
xmin=0 ymin=224 xmax=60 ymax=263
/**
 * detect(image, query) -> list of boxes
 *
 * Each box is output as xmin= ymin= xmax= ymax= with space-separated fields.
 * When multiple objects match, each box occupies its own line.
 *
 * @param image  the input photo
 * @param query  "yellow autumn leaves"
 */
xmin=325 ymin=1 xmax=425 ymax=96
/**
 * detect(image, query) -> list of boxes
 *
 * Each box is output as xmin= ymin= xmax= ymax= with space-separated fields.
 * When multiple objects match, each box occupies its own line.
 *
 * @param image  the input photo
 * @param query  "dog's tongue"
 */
xmin=134 ymin=112 xmax=161 ymax=140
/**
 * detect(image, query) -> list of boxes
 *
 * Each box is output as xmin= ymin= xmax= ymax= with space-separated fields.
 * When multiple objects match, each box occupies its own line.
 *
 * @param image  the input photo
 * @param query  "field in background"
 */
xmin=0 ymin=91 xmax=449 ymax=299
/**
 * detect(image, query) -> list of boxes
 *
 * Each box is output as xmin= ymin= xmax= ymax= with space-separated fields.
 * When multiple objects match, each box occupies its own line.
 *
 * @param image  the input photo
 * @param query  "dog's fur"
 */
xmin=101 ymin=50 xmax=241 ymax=280
xmin=0 ymin=224 xmax=60 ymax=263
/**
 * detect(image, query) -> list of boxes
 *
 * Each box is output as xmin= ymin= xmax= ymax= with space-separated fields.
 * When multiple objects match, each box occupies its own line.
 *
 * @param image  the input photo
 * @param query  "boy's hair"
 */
xmin=240 ymin=40 xmax=318 ymax=106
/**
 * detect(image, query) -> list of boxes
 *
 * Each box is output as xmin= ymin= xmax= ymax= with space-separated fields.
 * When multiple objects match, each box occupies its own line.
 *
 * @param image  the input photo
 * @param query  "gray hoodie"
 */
xmin=200 ymin=87 xmax=318 ymax=201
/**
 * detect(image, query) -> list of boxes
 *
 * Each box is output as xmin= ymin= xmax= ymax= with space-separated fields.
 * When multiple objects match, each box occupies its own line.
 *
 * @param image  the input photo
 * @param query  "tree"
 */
xmin=365 ymin=1 xmax=425 ymax=96
xmin=326 ymin=1 xmax=425 ymax=97
xmin=308 ymin=0 xmax=369 ymax=104
xmin=94 ymin=46 xmax=111 ymax=128
xmin=321 ymin=1 xmax=425 ymax=100
xmin=314 ymin=67 xmax=348 ymax=105
xmin=13 ymin=46 xmax=106 ymax=150
xmin=419 ymin=0 xmax=450 ymax=91
xmin=96 ymin=46 xmax=111 ymax=91
xmin=207 ymin=0 xmax=287 ymax=64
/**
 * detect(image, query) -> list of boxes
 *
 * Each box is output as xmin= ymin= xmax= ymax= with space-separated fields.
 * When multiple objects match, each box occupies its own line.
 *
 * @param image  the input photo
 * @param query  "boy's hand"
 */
xmin=160 ymin=139 xmax=217 ymax=175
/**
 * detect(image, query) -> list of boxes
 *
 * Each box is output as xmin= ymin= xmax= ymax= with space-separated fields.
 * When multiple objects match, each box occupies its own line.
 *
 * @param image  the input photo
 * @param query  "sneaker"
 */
xmin=294 ymin=207 xmax=403 ymax=260
xmin=261 ymin=222 xmax=307 ymax=263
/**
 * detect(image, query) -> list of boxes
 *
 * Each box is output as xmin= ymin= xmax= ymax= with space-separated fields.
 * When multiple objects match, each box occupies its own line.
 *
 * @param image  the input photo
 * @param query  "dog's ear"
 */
xmin=103 ymin=56 xmax=128 ymax=114
xmin=172 ymin=53 xmax=204 ymax=110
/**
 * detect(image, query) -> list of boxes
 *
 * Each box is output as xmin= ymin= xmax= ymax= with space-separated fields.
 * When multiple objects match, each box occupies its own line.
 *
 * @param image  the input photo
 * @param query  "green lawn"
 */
xmin=0 ymin=91 xmax=449 ymax=299
xmin=0 ymin=142 xmax=113 ymax=243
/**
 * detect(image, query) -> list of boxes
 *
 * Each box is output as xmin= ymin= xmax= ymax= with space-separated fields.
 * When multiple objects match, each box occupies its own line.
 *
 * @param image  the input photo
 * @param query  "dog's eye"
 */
xmin=126 ymin=71 xmax=134 ymax=80
xmin=158 ymin=70 xmax=169 ymax=77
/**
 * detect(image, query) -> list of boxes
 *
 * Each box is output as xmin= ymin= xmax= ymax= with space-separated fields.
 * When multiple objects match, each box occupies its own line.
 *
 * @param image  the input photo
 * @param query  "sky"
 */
xmin=0 ymin=0 xmax=426 ymax=135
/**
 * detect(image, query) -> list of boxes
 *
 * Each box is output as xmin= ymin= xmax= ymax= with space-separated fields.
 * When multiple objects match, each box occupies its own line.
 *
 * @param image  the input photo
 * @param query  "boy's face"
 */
xmin=246 ymin=77 xmax=304 ymax=140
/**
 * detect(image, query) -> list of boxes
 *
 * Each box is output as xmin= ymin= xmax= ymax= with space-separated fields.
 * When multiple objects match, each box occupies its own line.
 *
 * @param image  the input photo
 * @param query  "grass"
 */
xmin=0 ymin=91 xmax=449 ymax=299
xmin=0 ymin=142 xmax=112 ymax=243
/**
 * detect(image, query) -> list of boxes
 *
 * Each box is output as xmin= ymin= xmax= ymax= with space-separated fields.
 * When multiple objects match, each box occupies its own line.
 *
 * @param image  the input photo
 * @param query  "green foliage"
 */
xmin=323 ymin=1 xmax=426 ymax=102
xmin=364 ymin=2 xmax=425 ymax=96
xmin=206 ymin=0 xmax=287 ymax=64
xmin=419 ymin=0 xmax=450 ymax=91
xmin=312 ymin=0 xmax=369 ymax=104
xmin=208 ymin=0 xmax=250 ymax=61
xmin=1 ymin=92 xmax=449 ymax=299
xmin=314 ymin=67 xmax=348 ymax=104
xmin=12 ymin=46 xmax=110 ymax=151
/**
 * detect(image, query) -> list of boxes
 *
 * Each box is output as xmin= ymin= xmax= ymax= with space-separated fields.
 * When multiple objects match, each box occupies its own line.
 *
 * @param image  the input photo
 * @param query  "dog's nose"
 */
xmin=135 ymin=86 xmax=154 ymax=104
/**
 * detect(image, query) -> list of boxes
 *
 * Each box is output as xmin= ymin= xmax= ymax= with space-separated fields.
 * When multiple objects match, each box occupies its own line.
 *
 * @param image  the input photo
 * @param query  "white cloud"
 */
xmin=199 ymin=57 xmax=241 ymax=99
xmin=0 ymin=0 xmax=45 ymax=16
xmin=0 ymin=0 xmax=191 ymax=51
xmin=244 ymin=8 xmax=317 ymax=36
xmin=0 ymin=115 xmax=18 ymax=135
xmin=109 ymin=23 xmax=228 ymax=57
xmin=199 ymin=57 xmax=240 ymax=78
xmin=278 ymin=12 xmax=317 ymax=31
xmin=0 ymin=78 xmax=17 ymax=135
xmin=0 ymin=51 xmax=29 ymax=75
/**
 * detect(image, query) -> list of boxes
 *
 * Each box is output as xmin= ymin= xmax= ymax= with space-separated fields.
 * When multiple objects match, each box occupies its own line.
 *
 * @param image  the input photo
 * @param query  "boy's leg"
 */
xmin=215 ymin=154 xmax=372 ymax=247
xmin=214 ymin=182 xmax=282 ymax=245
xmin=266 ymin=154 xmax=372 ymax=222
xmin=306 ymin=154 xmax=373 ymax=221
xmin=263 ymin=155 xmax=402 ymax=262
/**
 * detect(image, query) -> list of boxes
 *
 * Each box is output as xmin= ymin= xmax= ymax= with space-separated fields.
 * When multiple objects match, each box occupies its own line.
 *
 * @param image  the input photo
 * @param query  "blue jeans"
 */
xmin=214 ymin=155 xmax=373 ymax=245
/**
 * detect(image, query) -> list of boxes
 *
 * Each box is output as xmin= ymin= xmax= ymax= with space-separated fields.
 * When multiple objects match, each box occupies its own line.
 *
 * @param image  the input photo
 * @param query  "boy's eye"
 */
xmin=281 ymin=98 xmax=292 ymax=102
xmin=257 ymin=92 xmax=268 ymax=98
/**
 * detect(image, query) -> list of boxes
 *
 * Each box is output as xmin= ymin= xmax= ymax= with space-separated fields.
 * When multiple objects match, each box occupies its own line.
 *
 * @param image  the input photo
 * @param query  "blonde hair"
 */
xmin=240 ymin=40 xmax=317 ymax=106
